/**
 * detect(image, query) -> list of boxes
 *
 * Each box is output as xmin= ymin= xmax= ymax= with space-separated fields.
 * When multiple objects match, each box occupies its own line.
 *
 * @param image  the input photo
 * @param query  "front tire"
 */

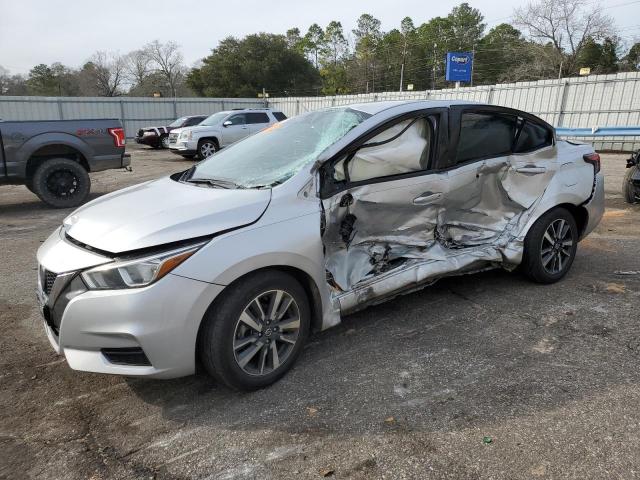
xmin=198 ymin=271 xmax=310 ymax=391
xmin=31 ymin=158 xmax=91 ymax=209
xmin=521 ymin=207 xmax=578 ymax=284
xmin=197 ymin=139 xmax=218 ymax=159
xmin=160 ymin=135 xmax=170 ymax=149
xmin=623 ymin=167 xmax=640 ymax=204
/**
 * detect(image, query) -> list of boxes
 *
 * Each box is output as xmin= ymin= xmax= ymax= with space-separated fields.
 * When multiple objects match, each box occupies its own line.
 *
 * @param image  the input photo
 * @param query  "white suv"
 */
xmin=169 ymin=109 xmax=287 ymax=159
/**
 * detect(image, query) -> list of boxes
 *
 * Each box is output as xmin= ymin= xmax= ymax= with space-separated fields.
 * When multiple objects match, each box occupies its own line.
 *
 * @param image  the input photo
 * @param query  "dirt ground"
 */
xmin=1 ymin=144 xmax=640 ymax=480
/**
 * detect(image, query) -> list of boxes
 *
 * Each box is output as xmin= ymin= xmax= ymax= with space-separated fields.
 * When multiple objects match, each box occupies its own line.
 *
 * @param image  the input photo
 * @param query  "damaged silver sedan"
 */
xmin=36 ymin=100 xmax=604 ymax=390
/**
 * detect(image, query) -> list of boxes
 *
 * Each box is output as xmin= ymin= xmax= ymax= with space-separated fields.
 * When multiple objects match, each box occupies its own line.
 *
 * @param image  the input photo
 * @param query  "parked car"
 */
xmin=36 ymin=100 xmax=604 ymax=390
xmin=623 ymin=149 xmax=640 ymax=203
xmin=169 ymin=108 xmax=287 ymax=159
xmin=0 ymin=119 xmax=129 ymax=208
xmin=134 ymin=115 xmax=207 ymax=149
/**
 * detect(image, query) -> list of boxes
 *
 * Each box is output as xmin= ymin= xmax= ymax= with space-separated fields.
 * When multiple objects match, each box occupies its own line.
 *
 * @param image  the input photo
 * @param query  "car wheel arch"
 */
xmin=26 ymin=145 xmax=89 ymax=182
xmin=194 ymin=265 xmax=324 ymax=366
xmin=198 ymin=137 xmax=219 ymax=149
xmin=528 ymin=202 xmax=588 ymax=240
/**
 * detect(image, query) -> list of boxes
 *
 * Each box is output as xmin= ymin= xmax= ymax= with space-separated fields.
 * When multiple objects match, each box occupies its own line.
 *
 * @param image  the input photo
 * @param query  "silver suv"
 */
xmin=169 ymin=108 xmax=287 ymax=159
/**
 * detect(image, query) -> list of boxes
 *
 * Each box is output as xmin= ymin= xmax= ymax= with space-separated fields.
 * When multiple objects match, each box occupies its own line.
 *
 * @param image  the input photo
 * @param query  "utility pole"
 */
xmin=558 ymin=61 xmax=563 ymax=79
xmin=470 ymin=44 xmax=476 ymax=87
xmin=399 ymin=33 xmax=408 ymax=92
xmin=432 ymin=42 xmax=437 ymax=90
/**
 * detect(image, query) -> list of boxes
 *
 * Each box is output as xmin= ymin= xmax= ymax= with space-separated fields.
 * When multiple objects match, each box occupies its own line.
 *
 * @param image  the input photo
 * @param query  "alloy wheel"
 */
xmin=46 ymin=169 xmax=79 ymax=198
xmin=540 ymin=218 xmax=574 ymax=275
xmin=161 ymin=136 xmax=170 ymax=148
xmin=200 ymin=142 xmax=216 ymax=158
xmin=233 ymin=290 xmax=301 ymax=376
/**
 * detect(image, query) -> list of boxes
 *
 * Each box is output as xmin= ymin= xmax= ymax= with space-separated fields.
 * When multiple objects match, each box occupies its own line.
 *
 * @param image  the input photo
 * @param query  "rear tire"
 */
xmin=32 ymin=158 xmax=90 ymax=209
xmin=623 ymin=167 xmax=640 ymax=204
xmin=521 ymin=207 xmax=578 ymax=284
xmin=198 ymin=271 xmax=310 ymax=391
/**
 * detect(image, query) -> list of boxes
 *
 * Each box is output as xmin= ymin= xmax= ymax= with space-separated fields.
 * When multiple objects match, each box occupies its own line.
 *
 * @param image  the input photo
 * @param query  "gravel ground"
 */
xmin=1 ymin=145 xmax=640 ymax=480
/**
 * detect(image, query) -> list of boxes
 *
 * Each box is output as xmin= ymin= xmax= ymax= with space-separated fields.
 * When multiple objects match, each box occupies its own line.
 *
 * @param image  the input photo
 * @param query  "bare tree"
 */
xmin=145 ymin=40 xmax=185 ymax=97
xmin=514 ymin=0 xmax=613 ymax=74
xmin=124 ymin=49 xmax=152 ymax=88
xmin=86 ymin=51 xmax=126 ymax=96
xmin=0 ymin=65 xmax=9 ymax=94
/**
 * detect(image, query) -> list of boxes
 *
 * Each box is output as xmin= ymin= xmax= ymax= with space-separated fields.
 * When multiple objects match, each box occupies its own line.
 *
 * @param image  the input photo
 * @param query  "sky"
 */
xmin=1 ymin=0 xmax=639 ymax=75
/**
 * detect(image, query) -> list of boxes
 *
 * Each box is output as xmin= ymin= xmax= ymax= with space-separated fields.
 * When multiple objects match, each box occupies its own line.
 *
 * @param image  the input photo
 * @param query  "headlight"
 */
xmin=142 ymin=131 xmax=156 ymax=137
xmin=81 ymin=243 xmax=204 ymax=290
xmin=180 ymin=131 xmax=192 ymax=140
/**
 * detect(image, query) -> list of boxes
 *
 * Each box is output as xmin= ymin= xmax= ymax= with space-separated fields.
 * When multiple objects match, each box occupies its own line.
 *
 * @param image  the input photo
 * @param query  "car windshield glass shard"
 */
xmin=192 ymin=108 xmax=371 ymax=188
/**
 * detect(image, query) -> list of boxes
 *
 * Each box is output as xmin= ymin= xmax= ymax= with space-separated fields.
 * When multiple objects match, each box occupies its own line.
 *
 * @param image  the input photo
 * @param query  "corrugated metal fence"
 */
xmin=0 ymin=96 xmax=265 ymax=139
xmin=1 ymin=71 xmax=639 ymax=149
xmin=269 ymin=71 xmax=640 ymax=151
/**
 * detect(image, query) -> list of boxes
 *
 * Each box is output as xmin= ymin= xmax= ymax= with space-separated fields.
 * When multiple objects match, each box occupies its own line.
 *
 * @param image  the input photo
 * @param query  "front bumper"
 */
xmin=135 ymin=135 xmax=160 ymax=147
xmin=581 ymin=173 xmax=605 ymax=239
xmin=169 ymin=138 xmax=197 ymax=154
xmin=37 ymin=235 xmax=224 ymax=378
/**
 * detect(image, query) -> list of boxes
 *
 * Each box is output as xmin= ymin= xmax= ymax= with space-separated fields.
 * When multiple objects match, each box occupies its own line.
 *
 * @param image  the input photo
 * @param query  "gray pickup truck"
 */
xmin=0 ymin=119 xmax=130 ymax=208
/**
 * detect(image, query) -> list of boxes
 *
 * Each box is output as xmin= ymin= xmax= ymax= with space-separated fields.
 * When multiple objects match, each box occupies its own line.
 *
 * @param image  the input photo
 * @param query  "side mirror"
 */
xmin=223 ymin=120 xmax=232 ymax=127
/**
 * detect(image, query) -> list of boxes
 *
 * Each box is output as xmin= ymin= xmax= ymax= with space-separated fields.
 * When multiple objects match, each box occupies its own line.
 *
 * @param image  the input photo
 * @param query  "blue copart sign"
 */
xmin=445 ymin=52 xmax=473 ymax=83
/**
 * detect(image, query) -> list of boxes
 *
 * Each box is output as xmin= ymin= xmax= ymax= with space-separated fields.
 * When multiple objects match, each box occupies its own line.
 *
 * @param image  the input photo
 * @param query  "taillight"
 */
xmin=583 ymin=153 xmax=601 ymax=174
xmin=108 ymin=127 xmax=126 ymax=147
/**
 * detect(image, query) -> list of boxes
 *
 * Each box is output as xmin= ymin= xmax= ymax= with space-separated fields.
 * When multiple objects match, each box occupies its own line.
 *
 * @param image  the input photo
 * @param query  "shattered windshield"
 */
xmin=189 ymin=108 xmax=370 ymax=188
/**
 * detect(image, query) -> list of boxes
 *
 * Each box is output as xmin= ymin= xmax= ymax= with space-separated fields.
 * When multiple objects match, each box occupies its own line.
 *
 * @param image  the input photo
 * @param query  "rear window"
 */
xmin=456 ymin=112 xmax=517 ymax=163
xmin=247 ymin=112 xmax=270 ymax=124
xmin=514 ymin=120 xmax=552 ymax=153
xmin=273 ymin=111 xmax=287 ymax=122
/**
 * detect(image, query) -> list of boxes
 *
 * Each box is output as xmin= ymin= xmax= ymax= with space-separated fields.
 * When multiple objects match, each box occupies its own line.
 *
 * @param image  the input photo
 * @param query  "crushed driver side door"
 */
xmin=319 ymin=109 xmax=450 ymax=314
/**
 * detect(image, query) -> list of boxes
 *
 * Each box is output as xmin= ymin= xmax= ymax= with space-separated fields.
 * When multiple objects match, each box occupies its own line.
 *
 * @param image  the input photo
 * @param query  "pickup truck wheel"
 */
xmin=32 ymin=158 xmax=90 ymax=209
xmin=623 ymin=167 xmax=640 ymax=204
xmin=198 ymin=271 xmax=310 ymax=391
xmin=161 ymin=136 xmax=170 ymax=149
xmin=521 ymin=207 xmax=578 ymax=284
xmin=198 ymin=139 xmax=217 ymax=159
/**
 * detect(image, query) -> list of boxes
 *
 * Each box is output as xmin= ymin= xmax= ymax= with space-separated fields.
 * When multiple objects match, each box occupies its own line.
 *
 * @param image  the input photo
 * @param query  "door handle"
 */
xmin=413 ymin=192 xmax=442 ymax=205
xmin=515 ymin=166 xmax=546 ymax=174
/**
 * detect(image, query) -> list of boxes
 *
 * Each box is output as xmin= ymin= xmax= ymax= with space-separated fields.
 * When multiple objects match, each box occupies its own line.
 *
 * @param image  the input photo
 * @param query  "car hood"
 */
xmin=63 ymin=176 xmax=271 ymax=254
xmin=181 ymin=125 xmax=220 ymax=135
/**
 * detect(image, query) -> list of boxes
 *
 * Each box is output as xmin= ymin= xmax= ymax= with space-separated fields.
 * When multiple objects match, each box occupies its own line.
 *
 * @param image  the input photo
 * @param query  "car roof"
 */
xmin=348 ymin=99 xmax=485 ymax=116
